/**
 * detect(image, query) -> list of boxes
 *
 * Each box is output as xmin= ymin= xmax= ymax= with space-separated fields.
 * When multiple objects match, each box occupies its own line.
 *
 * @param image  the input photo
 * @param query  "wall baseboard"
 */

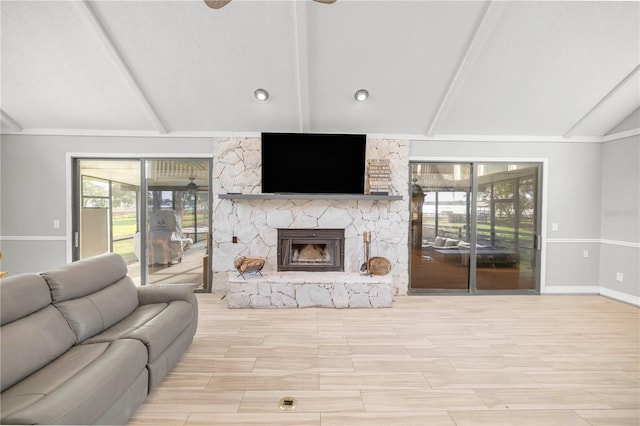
xmin=542 ymin=285 xmax=639 ymax=307
xmin=542 ymin=285 xmax=600 ymax=294
xmin=547 ymin=238 xmax=640 ymax=248
xmin=599 ymin=287 xmax=640 ymax=307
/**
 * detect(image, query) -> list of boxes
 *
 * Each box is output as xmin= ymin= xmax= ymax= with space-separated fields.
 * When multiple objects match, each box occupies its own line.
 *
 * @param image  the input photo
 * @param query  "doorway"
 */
xmin=72 ymin=158 xmax=212 ymax=291
xmin=409 ymin=161 xmax=541 ymax=293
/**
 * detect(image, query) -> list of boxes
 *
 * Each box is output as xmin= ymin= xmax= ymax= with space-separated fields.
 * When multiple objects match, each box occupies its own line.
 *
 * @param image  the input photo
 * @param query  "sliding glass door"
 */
xmin=474 ymin=164 xmax=538 ymax=291
xmin=73 ymin=158 xmax=211 ymax=291
xmin=73 ymin=159 xmax=141 ymax=282
xmin=410 ymin=161 xmax=541 ymax=293
xmin=144 ymin=159 xmax=210 ymax=288
xmin=411 ymin=163 xmax=472 ymax=291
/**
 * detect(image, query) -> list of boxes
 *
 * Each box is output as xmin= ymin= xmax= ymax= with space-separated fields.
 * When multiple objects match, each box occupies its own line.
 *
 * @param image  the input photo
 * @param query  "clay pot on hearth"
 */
xmin=368 ymin=256 xmax=392 ymax=276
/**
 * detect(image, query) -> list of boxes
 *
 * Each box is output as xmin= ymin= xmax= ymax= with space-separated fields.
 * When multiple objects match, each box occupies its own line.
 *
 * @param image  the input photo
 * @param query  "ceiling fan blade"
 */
xmin=313 ymin=0 xmax=337 ymax=3
xmin=204 ymin=0 xmax=232 ymax=9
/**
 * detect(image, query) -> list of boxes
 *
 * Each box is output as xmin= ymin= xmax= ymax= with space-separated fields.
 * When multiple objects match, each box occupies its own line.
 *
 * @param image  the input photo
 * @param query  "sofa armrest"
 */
xmin=137 ymin=284 xmax=197 ymax=306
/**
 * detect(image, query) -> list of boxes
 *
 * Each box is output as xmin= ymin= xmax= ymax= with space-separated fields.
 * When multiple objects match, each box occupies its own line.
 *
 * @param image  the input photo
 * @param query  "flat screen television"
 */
xmin=261 ymin=132 xmax=366 ymax=194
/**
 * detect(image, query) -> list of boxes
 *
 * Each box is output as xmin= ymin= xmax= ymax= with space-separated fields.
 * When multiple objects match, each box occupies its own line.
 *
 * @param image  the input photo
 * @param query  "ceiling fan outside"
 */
xmin=185 ymin=177 xmax=209 ymax=192
xmin=186 ymin=177 xmax=198 ymax=191
xmin=204 ymin=0 xmax=336 ymax=9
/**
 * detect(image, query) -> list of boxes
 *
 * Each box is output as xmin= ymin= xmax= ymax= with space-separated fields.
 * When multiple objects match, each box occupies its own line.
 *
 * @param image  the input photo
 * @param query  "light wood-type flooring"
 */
xmin=129 ymin=293 xmax=639 ymax=425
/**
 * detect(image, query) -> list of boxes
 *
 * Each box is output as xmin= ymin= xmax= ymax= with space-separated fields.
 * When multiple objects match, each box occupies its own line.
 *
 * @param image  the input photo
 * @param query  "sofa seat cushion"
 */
xmin=84 ymin=300 xmax=196 ymax=363
xmin=1 ymin=305 xmax=76 ymax=392
xmin=0 ymin=339 xmax=147 ymax=425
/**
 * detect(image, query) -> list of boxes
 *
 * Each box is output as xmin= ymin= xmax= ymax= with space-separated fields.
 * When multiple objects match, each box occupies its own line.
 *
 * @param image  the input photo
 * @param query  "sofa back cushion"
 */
xmin=40 ymin=253 xmax=139 ymax=343
xmin=444 ymin=238 xmax=459 ymax=247
xmin=41 ymin=252 xmax=128 ymax=302
xmin=53 ymin=277 xmax=139 ymax=342
xmin=433 ymin=236 xmax=446 ymax=247
xmin=0 ymin=274 xmax=76 ymax=392
xmin=1 ymin=273 xmax=51 ymax=326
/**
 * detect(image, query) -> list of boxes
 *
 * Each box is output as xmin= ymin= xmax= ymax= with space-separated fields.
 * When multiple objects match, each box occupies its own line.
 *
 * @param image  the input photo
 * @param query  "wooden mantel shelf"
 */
xmin=218 ymin=193 xmax=403 ymax=201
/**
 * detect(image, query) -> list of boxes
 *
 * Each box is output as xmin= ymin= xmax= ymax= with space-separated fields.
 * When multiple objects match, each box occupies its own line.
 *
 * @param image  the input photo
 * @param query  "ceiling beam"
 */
xmin=77 ymin=1 xmax=168 ymax=134
xmin=0 ymin=110 xmax=23 ymax=132
xmin=563 ymin=64 xmax=640 ymax=138
xmin=426 ymin=1 xmax=504 ymax=137
xmin=294 ymin=1 xmax=311 ymax=133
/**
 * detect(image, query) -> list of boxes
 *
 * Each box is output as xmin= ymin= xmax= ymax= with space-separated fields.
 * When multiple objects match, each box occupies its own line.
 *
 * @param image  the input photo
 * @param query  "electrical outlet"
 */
xmin=232 ymin=236 xmax=238 ymax=244
xmin=53 ymin=219 xmax=60 ymax=229
xmin=583 ymin=250 xmax=589 ymax=258
xmin=616 ymin=272 xmax=624 ymax=282
xmin=552 ymin=223 xmax=559 ymax=231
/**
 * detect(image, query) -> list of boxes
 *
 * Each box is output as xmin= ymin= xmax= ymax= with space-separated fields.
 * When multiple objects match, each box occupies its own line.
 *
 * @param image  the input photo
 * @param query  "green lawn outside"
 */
xmin=423 ymin=220 xmax=534 ymax=246
xmin=113 ymin=215 xmax=137 ymax=238
xmin=113 ymin=239 xmax=137 ymax=264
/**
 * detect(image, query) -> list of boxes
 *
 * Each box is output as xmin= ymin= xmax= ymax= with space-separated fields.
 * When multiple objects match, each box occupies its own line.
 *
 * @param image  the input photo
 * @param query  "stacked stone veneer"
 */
xmin=227 ymin=272 xmax=393 ymax=308
xmin=211 ymin=136 xmax=410 ymax=297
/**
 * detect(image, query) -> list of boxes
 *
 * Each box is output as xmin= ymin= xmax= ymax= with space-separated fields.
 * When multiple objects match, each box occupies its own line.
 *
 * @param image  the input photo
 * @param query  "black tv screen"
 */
xmin=261 ymin=132 xmax=366 ymax=194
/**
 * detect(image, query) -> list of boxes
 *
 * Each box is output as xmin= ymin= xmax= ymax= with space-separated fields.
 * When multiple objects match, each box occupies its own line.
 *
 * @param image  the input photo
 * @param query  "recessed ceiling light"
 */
xmin=254 ymin=88 xmax=269 ymax=101
xmin=354 ymin=89 xmax=369 ymax=102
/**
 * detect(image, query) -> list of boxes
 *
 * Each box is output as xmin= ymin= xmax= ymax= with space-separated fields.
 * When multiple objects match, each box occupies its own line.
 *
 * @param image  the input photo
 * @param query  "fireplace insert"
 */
xmin=277 ymin=229 xmax=344 ymax=272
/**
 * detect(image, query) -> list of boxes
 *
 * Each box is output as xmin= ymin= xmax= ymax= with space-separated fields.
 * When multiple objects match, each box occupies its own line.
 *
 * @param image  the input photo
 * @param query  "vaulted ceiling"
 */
xmin=1 ymin=0 xmax=638 ymax=140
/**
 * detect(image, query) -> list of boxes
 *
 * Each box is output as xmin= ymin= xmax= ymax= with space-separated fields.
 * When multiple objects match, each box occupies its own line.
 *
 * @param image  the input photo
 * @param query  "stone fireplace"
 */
xmin=277 ymin=228 xmax=344 ymax=272
xmin=211 ymin=136 xmax=411 ymax=298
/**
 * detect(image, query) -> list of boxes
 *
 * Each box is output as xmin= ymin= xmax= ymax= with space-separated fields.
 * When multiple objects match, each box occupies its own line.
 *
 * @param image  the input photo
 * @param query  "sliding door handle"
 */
xmin=534 ymin=234 xmax=542 ymax=250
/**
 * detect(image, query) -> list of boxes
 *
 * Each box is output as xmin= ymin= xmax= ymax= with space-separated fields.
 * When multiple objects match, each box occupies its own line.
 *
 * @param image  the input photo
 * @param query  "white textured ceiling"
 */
xmin=1 ymin=0 xmax=639 ymax=140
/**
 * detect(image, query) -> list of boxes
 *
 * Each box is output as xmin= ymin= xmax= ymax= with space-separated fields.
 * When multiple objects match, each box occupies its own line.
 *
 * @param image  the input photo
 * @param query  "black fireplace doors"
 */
xmin=277 ymin=229 xmax=344 ymax=272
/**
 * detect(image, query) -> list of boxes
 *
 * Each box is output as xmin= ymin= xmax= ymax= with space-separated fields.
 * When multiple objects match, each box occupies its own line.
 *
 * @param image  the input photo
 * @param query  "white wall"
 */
xmin=599 ymin=133 xmax=640 ymax=304
xmin=608 ymin=107 xmax=640 ymax=134
xmin=409 ymin=137 xmax=639 ymax=304
xmin=0 ymin=134 xmax=213 ymax=273
xmin=1 ymin=133 xmax=637 ymax=305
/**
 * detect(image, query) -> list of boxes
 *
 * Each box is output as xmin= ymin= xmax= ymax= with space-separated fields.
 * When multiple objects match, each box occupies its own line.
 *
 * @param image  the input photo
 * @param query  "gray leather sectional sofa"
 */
xmin=0 ymin=253 xmax=198 ymax=425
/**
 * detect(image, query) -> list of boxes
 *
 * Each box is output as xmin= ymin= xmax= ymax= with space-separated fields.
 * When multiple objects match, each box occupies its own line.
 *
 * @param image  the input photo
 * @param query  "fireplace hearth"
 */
xmin=277 ymin=229 xmax=344 ymax=272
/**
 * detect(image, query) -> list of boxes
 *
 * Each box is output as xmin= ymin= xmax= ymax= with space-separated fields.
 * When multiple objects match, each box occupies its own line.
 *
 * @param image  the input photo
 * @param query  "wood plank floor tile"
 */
xmin=253 ymin=356 xmax=354 ymax=372
xmin=474 ymin=388 xmax=612 ymax=410
xmin=319 ymin=371 xmax=430 ymax=390
xmin=575 ymin=409 xmax=640 ymax=426
xmin=586 ymin=387 xmax=640 ymax=409
xmin=405 ymin=345 xmax=504 ymax=358
xmin=449 ymin=409 xmax=591 ymax=425
xmin=353 ymin=357 xmax=454 ymax=372
xmin=263 ymin=334 xmax=349 ymax=346
xmin=318 ymin=344 xmax=411 ymax=357
xmin=128 ymin=293 xmax=639 ymax=425
xmin=446 ymin=356 xmax=553 ymax=371
xmin=206 ymin=371 xmax=319 ymax=391
xmin=527 ymin=370 xmax=639 ymax=388
xmin=185 ymin=412 xmax=321 ymax=425
xmin=361 ymin=389 xmax=487 ymax=411
xmin=225 ymin=345 xmax=319 ymax=358
xmin=170 ymin=357 xmax=255 ymax=373
xmin=140 ymin=389 xmax=244 ymax=413
xmin=157 ymin=372 xmax=213 ymax=390
xmin=238 ymin=390 xmax=364 ymax=413
xmin=320 ymin=411 xmax=455 ymax=425
xmin=424 ymin=370 xmax=543 ymax=389
xmin=128 ymin=411 xmax=189 ymax=426
xmin=539 ymin=355 xmax=640 ymax=371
